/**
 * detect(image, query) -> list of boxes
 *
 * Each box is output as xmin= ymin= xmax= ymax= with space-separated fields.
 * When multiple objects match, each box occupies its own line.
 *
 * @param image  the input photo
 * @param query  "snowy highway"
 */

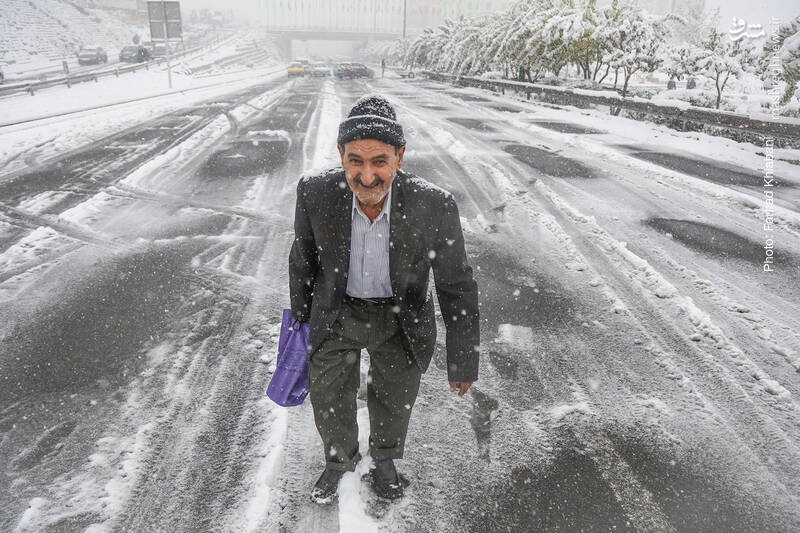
xmin=2 ymin=72 xmax=800 ymax=532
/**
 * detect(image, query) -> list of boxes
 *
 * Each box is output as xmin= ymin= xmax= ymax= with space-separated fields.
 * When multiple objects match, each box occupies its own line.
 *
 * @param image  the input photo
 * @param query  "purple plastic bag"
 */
xmin=266 ymin=309 xmax=311 ymax=407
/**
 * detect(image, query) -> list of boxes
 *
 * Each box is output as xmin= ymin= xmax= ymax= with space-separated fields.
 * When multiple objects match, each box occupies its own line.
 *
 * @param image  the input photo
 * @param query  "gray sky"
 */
xmin=706 ymin=0 xmax=797 ymax=36
xmin=179 ymin=0 xmax=798 ymax=34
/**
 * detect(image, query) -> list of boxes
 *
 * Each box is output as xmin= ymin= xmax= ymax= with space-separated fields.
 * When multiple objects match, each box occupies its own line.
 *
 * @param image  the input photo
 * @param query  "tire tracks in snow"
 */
xmin=5 ymin=79 xmax=303 ymax=532
xmin=377 ymin=80 xmax=800 ymax=530
xmin=114 ymin=83 xmax=322 ymax=531
xmin=377 ymin=82 xmax=681 ymax=531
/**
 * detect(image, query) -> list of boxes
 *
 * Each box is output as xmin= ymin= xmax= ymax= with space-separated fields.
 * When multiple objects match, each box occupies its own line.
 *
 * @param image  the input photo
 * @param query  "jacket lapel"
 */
xmin=334 ymin=170 xmax=409 ymax=297
xmin=334 ymin=179 xmax=353 ymax=296
xmin=389 ymin=171 xmax=408 ymax=295
xmin=334 ymin=179 xmax=352 ymax=249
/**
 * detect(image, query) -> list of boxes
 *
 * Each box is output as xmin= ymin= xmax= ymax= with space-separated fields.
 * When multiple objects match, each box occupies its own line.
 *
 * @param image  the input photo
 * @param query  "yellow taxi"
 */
xmin=287 ymin=61 xmax=305 ymax=77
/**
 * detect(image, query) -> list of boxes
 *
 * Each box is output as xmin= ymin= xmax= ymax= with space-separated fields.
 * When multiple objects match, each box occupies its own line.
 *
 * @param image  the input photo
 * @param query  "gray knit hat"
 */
xmin=337 ymin=94 xmax=406 ymax=147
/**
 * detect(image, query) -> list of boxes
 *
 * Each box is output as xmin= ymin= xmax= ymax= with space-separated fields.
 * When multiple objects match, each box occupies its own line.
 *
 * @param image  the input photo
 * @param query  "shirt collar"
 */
xmin=352 ymin=185 xmax=391 ymax=223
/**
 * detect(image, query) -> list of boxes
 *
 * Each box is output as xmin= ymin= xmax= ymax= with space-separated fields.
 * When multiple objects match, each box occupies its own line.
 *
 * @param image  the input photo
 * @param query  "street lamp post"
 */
xmin=403 ymin=0 xmax=407 ymax=39
xmin=161 ymin=1 xmax=172 ymax=88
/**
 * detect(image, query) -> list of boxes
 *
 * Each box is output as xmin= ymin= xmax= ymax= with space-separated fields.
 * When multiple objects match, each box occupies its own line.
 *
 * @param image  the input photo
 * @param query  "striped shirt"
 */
xmin=346 ymin=187 xmax=393 ymax=298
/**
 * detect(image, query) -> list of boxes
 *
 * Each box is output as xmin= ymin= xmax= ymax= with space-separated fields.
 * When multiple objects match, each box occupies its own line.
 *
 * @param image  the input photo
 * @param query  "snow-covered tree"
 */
xmin=494 ymin=0 xmax=583 ymax=82
xmin=402 ymin=0 xmax=684 ymax=90
xmin=665 ymin=43 xmax=704 ymax=81
xmin=491 ymin=0 xmax=549 ymax=81
xmin=662 ymin=3 xmax=719 ymax=85
xmin=363 ymin=40 xmax=398 ymax=63
xmin=693 ymin=27 xmax=755 ymax=109
xmin=439 ymin=16 xmax=488 ymax=75
xmin=538 ymin=0 xmax=606 ymax=80
xmin=760 ymin=16 xmax=800 ymax=106
xmin=478 ymin=8 xmax=523 ymax=78
xmin=406 ymin=19 xmax=460 ymax=72
xmin=666 ymin=0 xmax=715 ymax=46
xmin=390 ymin=39 xmax=413 ymax=67
xmin=601 ymin=0 xmax=672 ymax=98
xmin=363 ymin=37 xmax=414 ymax=68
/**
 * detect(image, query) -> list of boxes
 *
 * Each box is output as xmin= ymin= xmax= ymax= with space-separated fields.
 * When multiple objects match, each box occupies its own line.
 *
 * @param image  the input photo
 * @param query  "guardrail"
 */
xmin=423 ymin=71 xmax=800 ymax=148
xmin=0 ymin=34 xmax=237 ymax=98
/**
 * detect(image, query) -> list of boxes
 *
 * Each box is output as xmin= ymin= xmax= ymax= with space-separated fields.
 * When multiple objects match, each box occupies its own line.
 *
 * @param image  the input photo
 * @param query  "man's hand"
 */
xmin=449 ymin=381 xmax=473 ymax=397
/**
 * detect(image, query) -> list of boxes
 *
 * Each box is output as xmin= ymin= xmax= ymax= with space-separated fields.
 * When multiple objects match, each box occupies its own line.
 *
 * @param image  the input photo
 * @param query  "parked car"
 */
xmin=335 ymin=62 xmax=374 ymax=79
xmin=77 ymin=46 xmax=108 ymax=65
xmin=287 ymin=61 xmax=305 ymax=77
xmin=119 ymin=45 xmax=151 ymax=63
xmin=309 ymin=62 xmax=331 ymax=77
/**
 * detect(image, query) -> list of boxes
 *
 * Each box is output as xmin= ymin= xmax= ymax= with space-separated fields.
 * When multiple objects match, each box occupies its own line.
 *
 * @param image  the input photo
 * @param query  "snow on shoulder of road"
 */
xmin=0 ymin=61 xmax=282 ymax=176
xmin=305 ymin=78 xmax=344 ymax=174
xmin=235 ymin=401 xmax=288 ymax=533
xmin=336 ymin=405 xmax=382 ymax=532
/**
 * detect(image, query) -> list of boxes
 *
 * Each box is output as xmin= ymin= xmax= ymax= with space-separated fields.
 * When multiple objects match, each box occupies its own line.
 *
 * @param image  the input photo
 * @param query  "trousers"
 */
xmin=309 ymin=296 xmax=422 ymax=471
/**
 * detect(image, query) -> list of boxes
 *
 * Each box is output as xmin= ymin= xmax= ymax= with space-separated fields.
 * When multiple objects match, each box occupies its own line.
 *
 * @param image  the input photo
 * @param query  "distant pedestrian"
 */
xmin=289 ymin=94 xmax=480 ymax=504
xmin=381 ymin=58 xmax=386 ymax=78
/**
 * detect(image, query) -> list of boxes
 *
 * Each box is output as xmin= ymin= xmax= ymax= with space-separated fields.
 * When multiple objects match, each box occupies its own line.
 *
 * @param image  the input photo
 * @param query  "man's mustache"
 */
xmin=353 ymin=176 xmax=384 ymax=189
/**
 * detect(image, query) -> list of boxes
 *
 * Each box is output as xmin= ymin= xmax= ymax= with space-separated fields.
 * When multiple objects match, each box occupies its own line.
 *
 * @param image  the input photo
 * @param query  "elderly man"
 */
xmin=289 ymin=94 xmax=479 ymax=503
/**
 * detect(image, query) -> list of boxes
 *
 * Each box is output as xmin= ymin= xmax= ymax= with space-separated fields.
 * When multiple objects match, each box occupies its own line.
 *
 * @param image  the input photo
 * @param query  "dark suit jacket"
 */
xmin=289 ymin=167 xmax=480 ymax=382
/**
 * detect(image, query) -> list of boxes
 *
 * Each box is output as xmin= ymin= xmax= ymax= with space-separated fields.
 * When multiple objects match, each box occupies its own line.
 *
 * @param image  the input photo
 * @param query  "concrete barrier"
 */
xmin=423 ymin=71 xmax=800 ymax=148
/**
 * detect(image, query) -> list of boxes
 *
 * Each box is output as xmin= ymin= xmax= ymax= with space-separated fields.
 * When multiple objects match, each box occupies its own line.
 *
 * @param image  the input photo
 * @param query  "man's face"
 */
xmin=338 ymin=139 xmax=405 ymax=207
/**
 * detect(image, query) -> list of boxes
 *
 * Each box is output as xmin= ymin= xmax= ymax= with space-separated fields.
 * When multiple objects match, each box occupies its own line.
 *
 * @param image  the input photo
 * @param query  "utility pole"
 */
xmin=403 ymin=0 xmax=407 ymax=39
xmin=162 ymin=1 xmax=172 ymax=88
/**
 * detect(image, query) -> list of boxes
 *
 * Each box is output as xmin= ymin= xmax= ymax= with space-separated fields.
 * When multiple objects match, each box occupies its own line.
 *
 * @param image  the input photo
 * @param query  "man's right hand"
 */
xmin=449 ymin=381 xmax=473 ymax=397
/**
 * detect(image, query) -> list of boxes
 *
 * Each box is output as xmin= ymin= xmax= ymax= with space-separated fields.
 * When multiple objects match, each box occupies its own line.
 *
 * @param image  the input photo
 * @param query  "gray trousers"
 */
xmin=309 ymin=297 xmax=422 ymax=471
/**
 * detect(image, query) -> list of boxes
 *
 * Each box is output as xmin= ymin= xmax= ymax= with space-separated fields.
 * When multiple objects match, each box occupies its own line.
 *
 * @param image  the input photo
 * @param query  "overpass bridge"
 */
xmin=266 ymin=27 xmax=402 ymax=42
xmin=267 ymin=27 xmax=403 ymax=59
xmin=259 ymin=0 xmax=406 ymax=58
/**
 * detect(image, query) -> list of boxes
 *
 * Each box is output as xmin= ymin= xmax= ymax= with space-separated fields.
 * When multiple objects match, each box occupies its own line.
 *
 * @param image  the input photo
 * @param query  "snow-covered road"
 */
xmin=1 ymin=72 xmax=799 ymax=532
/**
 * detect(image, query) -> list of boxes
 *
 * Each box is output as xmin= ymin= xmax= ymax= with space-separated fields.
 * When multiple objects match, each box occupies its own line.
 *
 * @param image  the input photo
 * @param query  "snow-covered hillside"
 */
xmin=0 ymin=0 xmax=145 ymax=69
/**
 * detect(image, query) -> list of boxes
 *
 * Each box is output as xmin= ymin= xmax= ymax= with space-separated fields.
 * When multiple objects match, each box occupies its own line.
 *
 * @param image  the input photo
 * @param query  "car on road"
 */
xmin=334 ymin=62 xmax=350 ymax=78
xmin=352 ymin=63 xmax=375 ymax=78
xmin=335 ymin=62 xmax=374 ymax=79
xmin=77 ymin=46 xmax=108 ymax=65
xmin=287 ymin=61 xmax=305 ymax=77
xmin=309 ymin=62 xmax=331 ymax=77
xmin=119 ymin=45 xmax=151 ymax=63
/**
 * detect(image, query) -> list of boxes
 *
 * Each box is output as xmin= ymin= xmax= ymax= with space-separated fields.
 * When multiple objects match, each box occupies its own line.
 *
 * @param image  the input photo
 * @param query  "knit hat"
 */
xmin=337 ymin=94 xmax=406 ymax=148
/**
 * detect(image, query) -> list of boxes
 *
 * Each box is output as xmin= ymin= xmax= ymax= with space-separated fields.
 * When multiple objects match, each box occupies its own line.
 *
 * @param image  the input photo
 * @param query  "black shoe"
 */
xmin=370 ymin=458 xmax=404 ymax=500
xmin=310 ymin=468 xmax=346 ymax=504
